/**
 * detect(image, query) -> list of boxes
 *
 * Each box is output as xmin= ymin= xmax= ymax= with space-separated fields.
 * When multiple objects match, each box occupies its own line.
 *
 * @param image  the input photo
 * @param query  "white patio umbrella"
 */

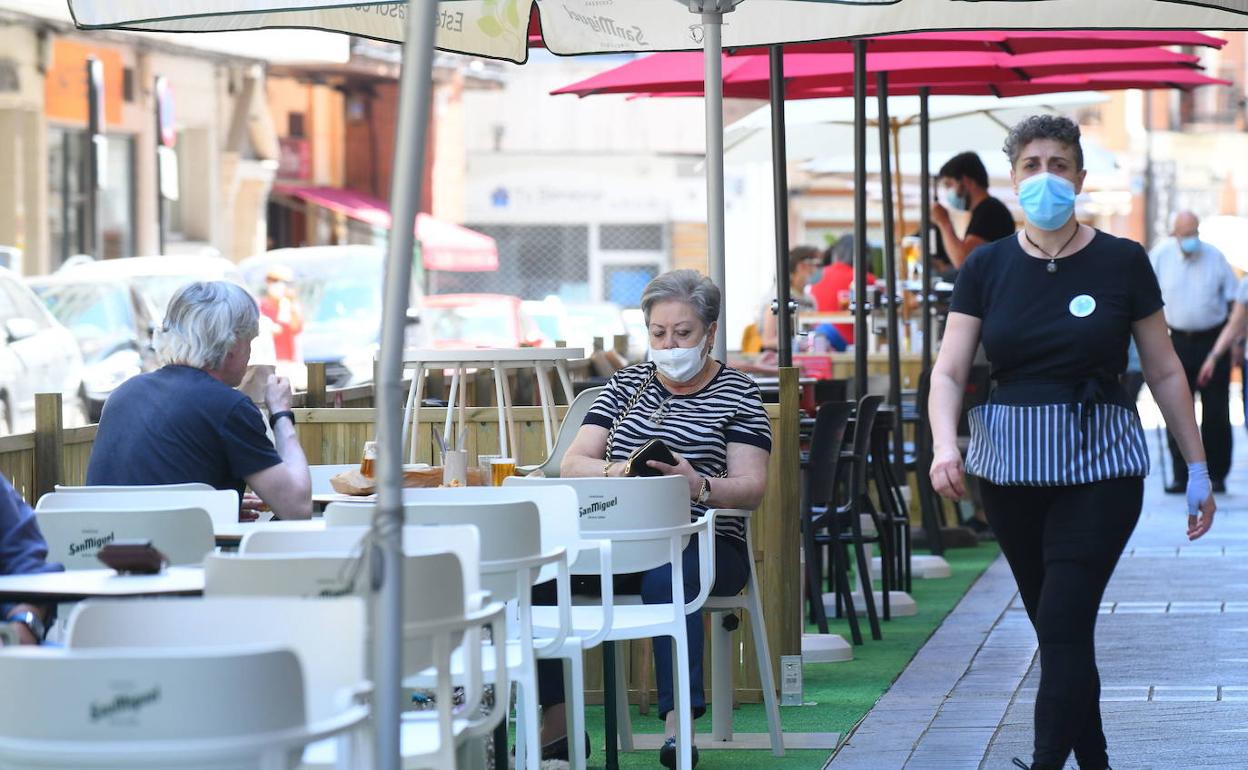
xmin=64 ymin=2 xmax=1248 ymax=769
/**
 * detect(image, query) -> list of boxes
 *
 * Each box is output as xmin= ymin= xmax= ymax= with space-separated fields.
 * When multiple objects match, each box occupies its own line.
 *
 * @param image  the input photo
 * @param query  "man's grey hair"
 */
xmin=155 ymin=281 xmax=260 ymax=370
xmin=1003 ymin=114 xmax=1084 ymax=172
xmin=640 ymin=269 xmax=721 ymax=329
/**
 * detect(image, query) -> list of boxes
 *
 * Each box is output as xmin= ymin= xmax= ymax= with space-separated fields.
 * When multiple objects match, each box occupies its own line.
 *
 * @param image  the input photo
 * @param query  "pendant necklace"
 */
xmin=1025 ymin=225 xmax=1081 ymax=274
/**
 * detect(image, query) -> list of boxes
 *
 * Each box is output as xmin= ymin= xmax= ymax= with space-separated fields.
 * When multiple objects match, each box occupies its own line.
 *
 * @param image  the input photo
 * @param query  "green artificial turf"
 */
xmin=553 ymin=544 xmax=1003 ymax=770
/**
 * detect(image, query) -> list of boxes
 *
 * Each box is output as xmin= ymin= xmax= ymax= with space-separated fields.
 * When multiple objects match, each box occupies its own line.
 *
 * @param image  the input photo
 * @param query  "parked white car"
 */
xmin=0 ymin=266 xmax=85 ymax=433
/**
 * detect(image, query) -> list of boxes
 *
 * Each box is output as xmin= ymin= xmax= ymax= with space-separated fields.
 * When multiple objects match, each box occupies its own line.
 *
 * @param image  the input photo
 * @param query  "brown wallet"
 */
xmin=97 ymin=540 xmax=169 ymax=575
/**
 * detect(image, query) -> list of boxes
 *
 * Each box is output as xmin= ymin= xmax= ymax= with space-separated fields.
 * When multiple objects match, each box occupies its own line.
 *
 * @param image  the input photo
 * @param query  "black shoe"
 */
xmin=1214 ymin=479 xmax=1227 ymax=494
xmin=659 ymin=736 xmax=699 ymax=769
xmin=539 ymin=732 xmax=591 ymax=762
xmin=1164 ymin=482 xmax=1185 ymax=494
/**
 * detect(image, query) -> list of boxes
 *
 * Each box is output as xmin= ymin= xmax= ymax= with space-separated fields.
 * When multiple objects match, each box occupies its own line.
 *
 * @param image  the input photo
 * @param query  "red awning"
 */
xmin=272 ymin=184 xmax=499 ymax=272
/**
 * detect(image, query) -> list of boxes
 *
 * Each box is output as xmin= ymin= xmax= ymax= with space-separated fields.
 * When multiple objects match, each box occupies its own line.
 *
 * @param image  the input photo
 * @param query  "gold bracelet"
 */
xmin=603 ymin=460 xmax=612 ymax=477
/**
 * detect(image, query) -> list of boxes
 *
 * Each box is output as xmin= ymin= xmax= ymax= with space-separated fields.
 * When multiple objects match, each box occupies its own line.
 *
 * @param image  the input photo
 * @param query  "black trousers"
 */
xmin=1167 ymin=325 xmax=1232 ymax=484
xmin=981 ymin=476 xmax=1143 ymax=770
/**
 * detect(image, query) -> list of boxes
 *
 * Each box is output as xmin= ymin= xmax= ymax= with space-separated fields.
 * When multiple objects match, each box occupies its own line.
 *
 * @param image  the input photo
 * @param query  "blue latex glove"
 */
xmin=1187 ymin=462 xmax=1211 ymax=517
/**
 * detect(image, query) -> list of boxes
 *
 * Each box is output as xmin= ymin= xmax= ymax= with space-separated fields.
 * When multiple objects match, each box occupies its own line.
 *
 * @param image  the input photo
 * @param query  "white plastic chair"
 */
xmin=37 ymin=489 xmax=243 ymax=531
xmin=66 ymin=597 xmax=370 ymax=770
xmin=326 ymin=485 xmax=599 ymax=770
xmin=0 ymin=645 xmax=344 ymax=770
xmin=307 ymin=465 xmax=357 ymax=497
xmin=204 ymin=536 xmax=506 ymax=770
xmin=36 ymin=507 xmax=215 ymax=569
xmin=517 ymin=386 xmax=603 ymax=477
xmin=317 ymin=498 xmax=569 ymax=770
xmin=54 ymin=482 xmax=215 ymax=493
xmin=701 ymin=512 xmax=784 ymax=754
xmin=506 ymin=475 xmax=716 ymax=770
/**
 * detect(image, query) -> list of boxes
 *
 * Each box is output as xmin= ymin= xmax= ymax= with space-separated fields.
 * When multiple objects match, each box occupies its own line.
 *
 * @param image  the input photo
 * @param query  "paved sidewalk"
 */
xmin=827 ymin=446 xmax=1248 ymax=770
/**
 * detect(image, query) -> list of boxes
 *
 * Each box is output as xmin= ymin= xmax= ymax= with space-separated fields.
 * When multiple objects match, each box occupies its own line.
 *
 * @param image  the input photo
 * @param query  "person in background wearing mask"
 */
xmin=259 ymin=265 xmax=304 ymax=364
xmin=1149 ymin=211 xmax=1238 ymax=494
xmin=1196 ymin=269 xmax=1248 ymax=439
xmin=534 ymin=270 xmax=771 ymax=768
xmin=931 ymin=151 xmax=1017 ymax=269
xmin=810 ymin=234 xmax=875 ymax=345
xmin=929 ymin=115 xmax=1214 ymax=770
xmin=760 ymin=245 xmax=821 ymax=352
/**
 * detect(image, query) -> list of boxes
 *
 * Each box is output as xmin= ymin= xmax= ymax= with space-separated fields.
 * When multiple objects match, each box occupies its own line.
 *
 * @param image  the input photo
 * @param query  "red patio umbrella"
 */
xmin=553 ymin=47 xmax=1202 ymax=98
xmin=725 ymin=29 xmax=1227 ymax=55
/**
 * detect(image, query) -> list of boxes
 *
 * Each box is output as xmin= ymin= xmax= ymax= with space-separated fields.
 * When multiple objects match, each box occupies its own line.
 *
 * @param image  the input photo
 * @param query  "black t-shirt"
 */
xmin=86 ymin=365 xmax=283 ymax=497
xmin=966 ymin=195 xmax=1017 ymax=244
xmin=950 ymin=230 xmax=1164 ymax=383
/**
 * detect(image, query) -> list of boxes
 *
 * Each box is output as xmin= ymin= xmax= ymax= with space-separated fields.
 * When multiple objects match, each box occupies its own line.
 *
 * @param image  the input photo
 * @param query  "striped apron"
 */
xmin=965 ymin=375 xmax=1151 ymax=486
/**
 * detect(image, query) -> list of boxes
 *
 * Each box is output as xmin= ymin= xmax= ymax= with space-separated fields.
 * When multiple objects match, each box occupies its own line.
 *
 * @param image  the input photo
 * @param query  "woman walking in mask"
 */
xmin=533 ymin=269 xmax=772 ymax=768
xmin=928 ymin=115 xmax=1216 ymax=770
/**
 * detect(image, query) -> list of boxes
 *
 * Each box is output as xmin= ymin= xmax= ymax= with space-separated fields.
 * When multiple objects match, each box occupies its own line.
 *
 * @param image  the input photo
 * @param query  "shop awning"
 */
xmin=272 ymin=184 xmax=499 ymax=272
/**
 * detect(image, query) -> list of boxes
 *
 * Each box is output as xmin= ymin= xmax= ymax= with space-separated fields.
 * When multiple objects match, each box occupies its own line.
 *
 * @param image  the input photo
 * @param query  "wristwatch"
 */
xmin=269 ymin=410 xmax=296 ymax=430
xmin=696 ymin=476 xmax=712 ymax=504
xmin=6 ymin=609 xmax=45 ymax=643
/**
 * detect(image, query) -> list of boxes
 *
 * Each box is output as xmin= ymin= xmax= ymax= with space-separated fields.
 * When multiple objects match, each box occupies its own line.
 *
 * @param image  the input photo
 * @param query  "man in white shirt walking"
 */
xmin=1150 ymin=210 xmax=1239 ymax=494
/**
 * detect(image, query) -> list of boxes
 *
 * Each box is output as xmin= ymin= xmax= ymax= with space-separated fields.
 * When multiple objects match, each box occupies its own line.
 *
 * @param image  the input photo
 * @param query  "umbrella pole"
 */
xmin=770 ymin=45 xmax=793 ymax=368
xmin=374 ymin=4 xmax=437 ymax=769
xmin=703 ymin=8 xmax=728 ymax=361
xmin=853 ymin=40 xmax=869 ymax=398
xmin=920 ymin=88 xmax=933 ymax=374
xmin=876 ymin=73 xmax=904 ymax=471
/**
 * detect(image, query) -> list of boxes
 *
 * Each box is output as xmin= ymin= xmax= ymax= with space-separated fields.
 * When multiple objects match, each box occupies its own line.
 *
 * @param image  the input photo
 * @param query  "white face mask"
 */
xmin=650 ymin=335 xmax=708 ymax=383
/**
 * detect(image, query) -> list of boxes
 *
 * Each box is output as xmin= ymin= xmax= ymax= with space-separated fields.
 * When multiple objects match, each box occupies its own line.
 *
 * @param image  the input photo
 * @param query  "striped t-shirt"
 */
xmin=584 ymin=362 xmax=772 ymax=544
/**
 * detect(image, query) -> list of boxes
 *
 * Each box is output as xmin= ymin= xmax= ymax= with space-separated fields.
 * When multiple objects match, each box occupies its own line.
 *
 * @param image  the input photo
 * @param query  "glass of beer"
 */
xmin=490 ymin=457 xmax=516 ymax=487
xmin=360 ymin=441 xmax=377 ymax=478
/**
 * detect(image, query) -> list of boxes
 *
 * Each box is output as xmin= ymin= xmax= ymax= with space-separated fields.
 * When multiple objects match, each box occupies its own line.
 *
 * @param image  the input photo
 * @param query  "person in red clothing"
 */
xmin=259 ymin=266 xmax=303 ymax=363
xmin=810 ymin=234 xmax=875 ymax=345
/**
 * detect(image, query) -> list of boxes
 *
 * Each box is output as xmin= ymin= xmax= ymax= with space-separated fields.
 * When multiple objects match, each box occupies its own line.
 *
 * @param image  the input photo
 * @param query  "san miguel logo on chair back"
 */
xmin=69 ymin=532 xmax=115 ymax=557
xmin=579 ymin=495 xmax=619 ymax=519
xmin=90 ymin=686 xmax=161 ymax=723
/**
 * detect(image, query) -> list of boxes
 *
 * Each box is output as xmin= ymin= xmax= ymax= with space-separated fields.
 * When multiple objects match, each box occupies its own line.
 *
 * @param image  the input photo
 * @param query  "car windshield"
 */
xmin=424 ymin=302 xmax=516 ymax=347
xmin=131 ymin=273 xmax=232 ymax=318
xmin=31 ymin=282 xmax=133 ymax=359
xmin=300 ymin=275 xmax=382 ymax=327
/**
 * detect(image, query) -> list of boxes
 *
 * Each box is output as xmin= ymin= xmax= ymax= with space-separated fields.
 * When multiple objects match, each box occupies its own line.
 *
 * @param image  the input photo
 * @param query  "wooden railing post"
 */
xmin=306 ymin=362 xmax=327 ymax=408
xmin=303 ymin=362 xmax=328 ymax=465
xmin=34 ymin=393 xmax=63 ymax=500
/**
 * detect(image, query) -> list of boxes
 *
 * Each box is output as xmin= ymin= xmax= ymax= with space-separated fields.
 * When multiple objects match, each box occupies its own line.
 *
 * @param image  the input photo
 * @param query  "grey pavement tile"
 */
xmin=1151 ymin=686 xmax=1219 ymax=702
xmin=1109 ymin=601 xmax=1169 ymax=613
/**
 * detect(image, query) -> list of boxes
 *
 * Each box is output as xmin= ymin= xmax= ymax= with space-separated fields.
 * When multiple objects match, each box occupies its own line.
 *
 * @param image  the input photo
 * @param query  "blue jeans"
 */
xmin=534 ymin=535 xmax=751 ymax=720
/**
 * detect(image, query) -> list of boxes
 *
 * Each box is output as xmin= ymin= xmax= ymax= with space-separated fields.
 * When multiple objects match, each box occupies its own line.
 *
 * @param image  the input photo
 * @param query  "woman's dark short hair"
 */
xmin=938 ymin=152 xmax=989 ymax=189
xmin=1004 ymin=115 xmax=1084 ymax=172
xmin=788 ymin=245 xmax=822 ymax=274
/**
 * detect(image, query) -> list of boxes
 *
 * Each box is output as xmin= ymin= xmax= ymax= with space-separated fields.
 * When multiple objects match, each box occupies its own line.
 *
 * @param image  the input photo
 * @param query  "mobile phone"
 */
xmin=624 ymin=439 xmax=678 ymax=477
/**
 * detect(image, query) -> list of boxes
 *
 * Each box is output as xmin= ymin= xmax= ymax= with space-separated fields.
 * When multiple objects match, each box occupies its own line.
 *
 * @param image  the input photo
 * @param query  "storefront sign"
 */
xmin=45 ymin=39 xmax=123 ymax=127
xmin=278 ymin=137 xmax=311 ymax=180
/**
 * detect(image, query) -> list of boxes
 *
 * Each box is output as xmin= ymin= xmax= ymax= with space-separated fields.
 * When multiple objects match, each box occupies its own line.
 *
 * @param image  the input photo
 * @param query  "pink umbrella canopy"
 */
xmin=771 ymin=68 xmax=1232 ymax=99
xmin=553 ymin=46 xmax=1205 ymax=98
xmin=273 ymin=184 xmax=499 ymax=272
xmin=724 ymin=29 xmax=1228 ymax=55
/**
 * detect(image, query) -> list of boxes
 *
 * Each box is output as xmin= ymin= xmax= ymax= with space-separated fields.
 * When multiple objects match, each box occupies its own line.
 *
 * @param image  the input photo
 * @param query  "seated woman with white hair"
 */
xmin=86 ymin=281 xmax=312 ymax=520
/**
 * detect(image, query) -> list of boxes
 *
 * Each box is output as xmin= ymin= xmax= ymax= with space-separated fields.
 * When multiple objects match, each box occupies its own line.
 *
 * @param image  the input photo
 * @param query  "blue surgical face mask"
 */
xmin=940 ymin=185 xmax=970 ymax=212
xmin=1018 ymin=172 xmax=1077 ymax=231
xmin=1180 ymin=236 xmax=1201 ymax=255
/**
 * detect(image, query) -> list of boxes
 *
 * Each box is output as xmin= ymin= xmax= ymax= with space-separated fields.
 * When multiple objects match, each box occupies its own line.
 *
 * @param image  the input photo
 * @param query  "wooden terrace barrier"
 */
xmin=10 ymin=364 xmax=803 ymax=708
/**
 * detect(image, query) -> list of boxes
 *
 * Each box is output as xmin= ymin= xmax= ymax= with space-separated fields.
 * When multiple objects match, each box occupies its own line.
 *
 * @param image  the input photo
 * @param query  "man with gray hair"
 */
xmin=86 ymin=281 xmax=312 ymax=519
xmin=1150 ymin=210 xmax=1238 ymax=494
